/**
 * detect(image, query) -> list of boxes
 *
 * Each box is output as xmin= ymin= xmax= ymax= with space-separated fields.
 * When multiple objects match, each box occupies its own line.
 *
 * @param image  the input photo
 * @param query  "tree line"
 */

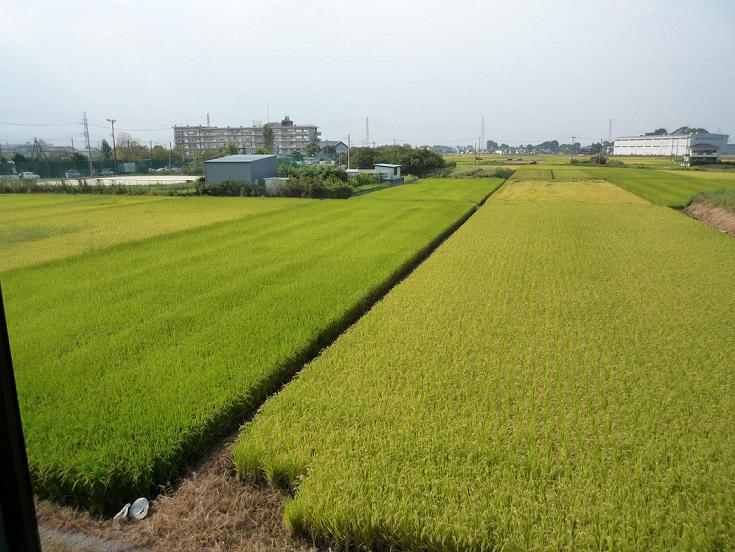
xmin=342 ymin=145 xmax=446 ymax=177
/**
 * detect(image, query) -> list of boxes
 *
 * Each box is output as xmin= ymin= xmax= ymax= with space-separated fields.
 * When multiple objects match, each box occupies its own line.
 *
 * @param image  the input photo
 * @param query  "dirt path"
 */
xmin=684 ymin=201 xmax=735 ymax=237
xmin=38 ymin=435 xmax=315 ymax=552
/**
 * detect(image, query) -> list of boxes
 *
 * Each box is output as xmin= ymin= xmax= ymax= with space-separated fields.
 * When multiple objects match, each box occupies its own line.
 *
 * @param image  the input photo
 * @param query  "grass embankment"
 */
xmin=691 ymin=188 xmax=735 ymax=211
xmin=1 ymin=178 xmax=502 ymax=511
xmin=235 ymin=180 xmax=735 ymax=551
xmin=684 ymin=188 xmax=735 ymax=237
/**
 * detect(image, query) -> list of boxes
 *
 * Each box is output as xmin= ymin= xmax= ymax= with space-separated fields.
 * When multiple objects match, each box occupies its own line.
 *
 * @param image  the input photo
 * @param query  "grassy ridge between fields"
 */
xmin=235 ymin=182 xmax=735 ymax=550
xmin=1 ymin=178 xmax=501 ymax=511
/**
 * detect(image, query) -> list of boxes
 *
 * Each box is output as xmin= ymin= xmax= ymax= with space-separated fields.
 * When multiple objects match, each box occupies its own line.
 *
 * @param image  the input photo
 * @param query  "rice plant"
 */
xmin=1 ymin=177 xmax=501 ymax=511
xmin=235 ymin=184 xmax=735 ymax=550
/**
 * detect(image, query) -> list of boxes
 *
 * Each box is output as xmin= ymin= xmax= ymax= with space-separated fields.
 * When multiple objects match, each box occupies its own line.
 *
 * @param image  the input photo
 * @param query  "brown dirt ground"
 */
xmin=684 ymin=201 xmax=735 ymax=237
xmin=36 ymin=434 xmax=319 ymax=552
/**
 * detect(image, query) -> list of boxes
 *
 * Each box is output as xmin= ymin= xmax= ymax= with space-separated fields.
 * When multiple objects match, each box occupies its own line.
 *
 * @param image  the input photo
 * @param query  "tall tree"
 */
xmin=262 ymin=124 xmax=274 ymax=153
xmin=151 ymin=145 xmax=170 ymax=160
xmin=304 ymin=140 xmax=318 ymax=156
xmin=101 ymin=139 xmax=113 ymax=160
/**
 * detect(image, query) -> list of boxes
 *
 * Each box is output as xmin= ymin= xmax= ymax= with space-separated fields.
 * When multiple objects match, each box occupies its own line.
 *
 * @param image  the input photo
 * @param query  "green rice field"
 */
xmin=3 ymin=163 xmax=734 ymax=548
xmin=235 ymin=179 xmax=735 ymax=550
xmin=0 ymin=195 xmax=308 ymax=271
xmin=507 ymin=167 xmax=553 ymax=180
xmin=596 ymin=167 xmax=735 ymax=207
xmin=0 ymin=178 xmax=500 ymax=511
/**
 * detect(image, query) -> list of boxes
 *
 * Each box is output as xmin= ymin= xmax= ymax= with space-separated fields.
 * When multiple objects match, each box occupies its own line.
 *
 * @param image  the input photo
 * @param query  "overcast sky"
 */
xmin=1 ymin=0 xmax=733 ymax=148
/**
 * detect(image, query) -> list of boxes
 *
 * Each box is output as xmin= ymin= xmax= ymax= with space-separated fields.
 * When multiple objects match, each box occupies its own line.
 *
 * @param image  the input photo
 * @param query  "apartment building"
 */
xmin=173 ymin=116 xmax=320 ymax=155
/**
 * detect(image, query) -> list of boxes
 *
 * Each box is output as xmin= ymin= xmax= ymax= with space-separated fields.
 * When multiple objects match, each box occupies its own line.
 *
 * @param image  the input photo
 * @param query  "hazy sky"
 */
xmin=1 ymin=0 xmax=734 ymax=148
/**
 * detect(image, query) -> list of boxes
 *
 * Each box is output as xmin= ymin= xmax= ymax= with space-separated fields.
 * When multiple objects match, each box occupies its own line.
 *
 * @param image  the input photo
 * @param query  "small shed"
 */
xmin=204 ymin=154 xmax=277 ymax=183
xmin=374 ymin=163 xmax=401 ymax=180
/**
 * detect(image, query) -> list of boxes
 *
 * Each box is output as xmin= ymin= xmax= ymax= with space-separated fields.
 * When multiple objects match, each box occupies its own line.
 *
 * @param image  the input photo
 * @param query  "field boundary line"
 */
xmin=155 ymin=182 xmax=504 ymax=504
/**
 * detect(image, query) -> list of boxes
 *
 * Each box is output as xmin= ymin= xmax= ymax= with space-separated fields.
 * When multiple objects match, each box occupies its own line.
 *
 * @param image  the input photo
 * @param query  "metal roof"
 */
xmin=205 ymin=154 xmax=276 ymax=163
xmin=374 ymin=163 xmax=401 ymax=168
xmin=615 ymin=133 xmax=727 ymax=141
xmin=615 ymin=134 xmax=691 ymax=140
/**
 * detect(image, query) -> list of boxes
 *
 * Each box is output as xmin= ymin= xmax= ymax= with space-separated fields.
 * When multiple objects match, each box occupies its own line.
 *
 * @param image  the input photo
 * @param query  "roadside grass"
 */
xmin=2 ymin=178 xmax=501 ymax=512
xmin=235 ymin=194 xmax=735 ymax=550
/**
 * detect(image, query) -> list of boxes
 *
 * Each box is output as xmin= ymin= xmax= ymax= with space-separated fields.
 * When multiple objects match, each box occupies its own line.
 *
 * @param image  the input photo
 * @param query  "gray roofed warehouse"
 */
xmin=204 ymin=154 xmax=277 ymax=183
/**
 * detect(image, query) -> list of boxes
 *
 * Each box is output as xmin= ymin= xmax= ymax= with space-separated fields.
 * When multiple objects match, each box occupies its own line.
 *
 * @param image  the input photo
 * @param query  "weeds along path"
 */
xmin=1 ymin=178 xmax=502 ymax=512
xmin=235 ymin=180 xmax=735 ymax=551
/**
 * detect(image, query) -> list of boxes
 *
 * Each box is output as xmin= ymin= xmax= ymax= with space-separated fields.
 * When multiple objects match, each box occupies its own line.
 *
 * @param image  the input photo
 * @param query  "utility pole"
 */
xmin=32 ymin=138 xmax=50 ymax=177
xmin=82 ymin=112 xmax=94 ymax=176
xmin=365 ymin=117 xmax=369 ymax=148
xmin=71 ymin=137 xmax=75 ymax=155
xmin=481 ymin=115 xmax=486 ymax=153
xmin=206 ymin=113 xmax=210 ymax=127
xmin=106 ymin=118 xmax=117 ymax=172
xmin=608 ymin=118 xmax=613 ymax=143
xmin=169 ymin=141 xmax=172 ymax=166
xmin=347 ymin=134 xmax=351 ymax=169
xmin=570 ymin=135 xmax=577 ymax=161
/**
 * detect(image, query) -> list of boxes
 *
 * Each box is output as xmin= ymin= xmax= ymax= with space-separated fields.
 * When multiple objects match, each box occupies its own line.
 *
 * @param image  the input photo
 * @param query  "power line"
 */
xmin=117 ymin=127 xmax=172 ymax=132
xmin=0 ymin=121 xmax=78 ymax=126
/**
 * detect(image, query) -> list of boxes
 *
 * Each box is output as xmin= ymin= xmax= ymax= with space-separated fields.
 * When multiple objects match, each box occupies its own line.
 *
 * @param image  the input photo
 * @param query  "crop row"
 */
xmin=2 ymin=177 xmax=501 ymax=511
xmin=235 ymin=196 xmax=735 ymax=550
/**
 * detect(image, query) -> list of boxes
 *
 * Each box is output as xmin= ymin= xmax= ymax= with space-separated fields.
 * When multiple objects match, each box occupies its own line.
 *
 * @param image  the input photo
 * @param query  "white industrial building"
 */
xmin=613 ymin=132 xmax=729 ymax=156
